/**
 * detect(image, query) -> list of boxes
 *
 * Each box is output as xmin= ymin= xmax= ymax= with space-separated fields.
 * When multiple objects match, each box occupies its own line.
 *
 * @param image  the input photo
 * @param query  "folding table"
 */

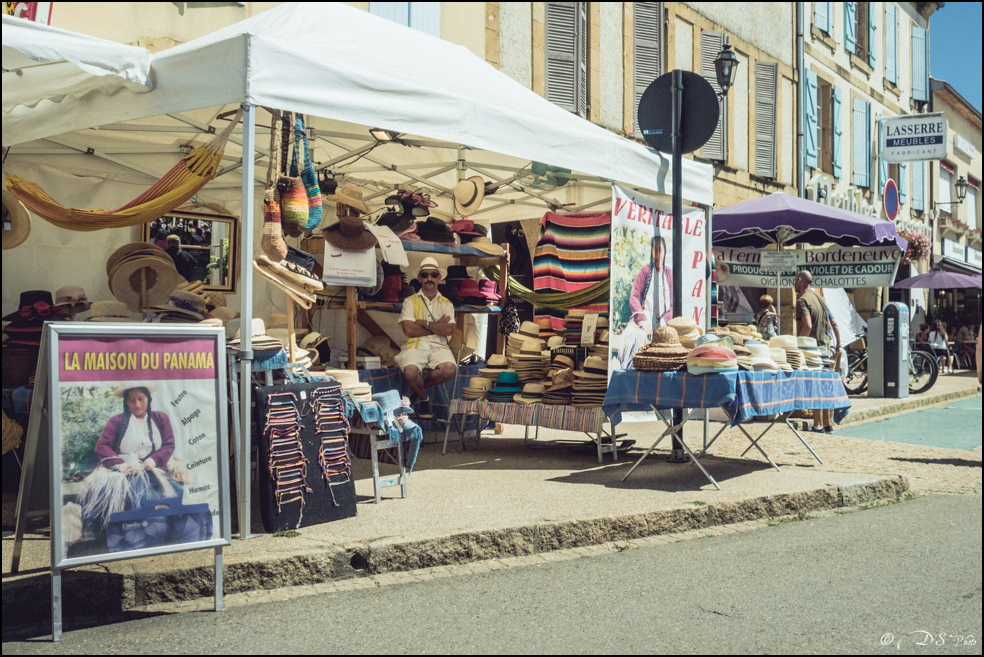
xmin=603 ymin=370 xmax=850 ymax=489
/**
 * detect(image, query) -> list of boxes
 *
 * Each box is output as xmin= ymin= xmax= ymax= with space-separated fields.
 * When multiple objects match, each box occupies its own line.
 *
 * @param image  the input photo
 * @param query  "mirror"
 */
xmin=142 ymin=210 xmax=239 ymax=293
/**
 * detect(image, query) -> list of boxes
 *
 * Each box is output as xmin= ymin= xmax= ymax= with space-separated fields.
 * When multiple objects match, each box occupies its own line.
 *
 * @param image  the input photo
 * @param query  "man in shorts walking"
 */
xmin=396 ymin=258 xmax=457 ymax=418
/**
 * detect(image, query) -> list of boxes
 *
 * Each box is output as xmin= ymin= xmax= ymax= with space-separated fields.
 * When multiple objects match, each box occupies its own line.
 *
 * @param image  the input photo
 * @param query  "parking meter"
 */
xmin=869 ymin=302 xmax=909 ymax=398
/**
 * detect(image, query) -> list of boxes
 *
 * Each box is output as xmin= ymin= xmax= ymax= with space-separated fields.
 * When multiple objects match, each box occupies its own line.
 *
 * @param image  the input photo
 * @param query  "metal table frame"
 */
xmin=348 ymin=426 xmax=408 ymax=504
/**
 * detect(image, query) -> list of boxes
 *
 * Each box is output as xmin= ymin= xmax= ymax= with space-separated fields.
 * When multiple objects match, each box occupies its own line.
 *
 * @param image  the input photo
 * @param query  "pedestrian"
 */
xmin=755 ymin=294 xmax=779 ymax=339
xmin=927 ymin=320 xmax=954 ymax=374
xmin=165 ymin=234 xmax=198 ymax=282
xmin=795 ymin=271 xmax=840 ymax=433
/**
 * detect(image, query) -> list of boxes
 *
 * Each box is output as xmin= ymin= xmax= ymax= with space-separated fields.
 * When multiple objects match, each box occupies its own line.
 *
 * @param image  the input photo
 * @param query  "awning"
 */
xmin=1 ymin=14 xmax=152 ymax=112
xmin=935 ymin=256 xmax=983 ymax=277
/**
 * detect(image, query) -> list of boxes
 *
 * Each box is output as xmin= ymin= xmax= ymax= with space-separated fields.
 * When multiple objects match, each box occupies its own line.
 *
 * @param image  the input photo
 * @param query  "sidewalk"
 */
xmin=2 ymin=372 xmax=980 ymax=628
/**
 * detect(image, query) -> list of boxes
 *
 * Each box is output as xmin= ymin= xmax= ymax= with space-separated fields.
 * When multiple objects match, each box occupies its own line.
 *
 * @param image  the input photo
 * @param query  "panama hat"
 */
xmin=109 ymin=255 xmax=181 ymax=313
xmin=770 ymin=335 xmax=799 ymax=351
xmin=466 ymin=236 xmax=504 ymax=256
xmin=86 ymin=300 xmax=137 ymax=323
xmin=453 ymin=176 xmax=486 ymax=216
xmin=514 ymin=383 xmax=546 ymax=404
xmin=229 ymin=319 xmax=284 ymax=351
xmin=1 ymin=189 xmax=31 ymax=251
xmin=147 ymin=290 xmax=208 ymax=320
xmin=325 ymin=183 xmax=370 ymax=214
xmin=575 ymin=356 xmax=609 ymax=379
xmin=212 ymin=307 xmax=239 ymax=322
xmin=418 ymin=257 xmax=441 ymax=275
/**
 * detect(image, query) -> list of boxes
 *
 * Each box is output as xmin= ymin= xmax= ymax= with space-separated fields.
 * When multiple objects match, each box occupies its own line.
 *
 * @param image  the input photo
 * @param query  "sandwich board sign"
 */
xmin=11 ymin=324 xmax=232 ymax=641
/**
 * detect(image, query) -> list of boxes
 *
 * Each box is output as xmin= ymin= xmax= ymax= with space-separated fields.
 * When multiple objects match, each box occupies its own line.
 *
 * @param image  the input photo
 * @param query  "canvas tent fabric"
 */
xmin=1 ymin=14 xmax=152 ymax=112
xmin=0 ymin=2 xmax=713 ymax=210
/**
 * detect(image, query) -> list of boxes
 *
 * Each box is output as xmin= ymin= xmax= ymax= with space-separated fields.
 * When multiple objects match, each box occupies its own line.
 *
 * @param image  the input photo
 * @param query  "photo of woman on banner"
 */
xmin=618 ymin=236 xmax=674 ymax=369
xmin=63 ymin=385 xmax=185 ymax=552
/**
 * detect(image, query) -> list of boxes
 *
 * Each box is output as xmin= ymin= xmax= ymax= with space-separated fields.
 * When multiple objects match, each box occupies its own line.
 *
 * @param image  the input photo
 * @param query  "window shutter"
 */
xmin=867 ymin=3 xmax=877 ymax=67
xmin=899 ymin=163 xmax=907 ymax=204
xmin=912 ymin=161 xmax=924 ymax=211
xmin=879 ymin=155 xmax=888 ymax=188
xmin=700 ymin=30 xmax=727 ymax=161
xmin=844 ymin=2 xmax=857 ymax=54
xmin=754 ymin=62 xmax=778 ymax=178
xmin=827 ymin=2 xmax=834 ymax=37
xmin=805 ymin=69 xmax=819 ymax=168
xmin=634 ymin=2 xmax=664 ymax=135
xmin=885 ymin=3 xmax=897 ymax=84
xmin=369 ymin=2 xmax=410 ymax=26
xmin=853 ymin=97 xmax=871 ymax=187
xmin=912 ymin=26 xmax=928 ymax=102
xmin=577 ymin=1 xmax=588 ymax=119
xmin=814 ymin=1 xmax=829 ymax=33
xmin=832 ymin=86 xmax=844 ymax=178
xmin=409 ymin=2 xmax=441 ymax=37
xmin=545 ymin=2 xmax=579 ymax=114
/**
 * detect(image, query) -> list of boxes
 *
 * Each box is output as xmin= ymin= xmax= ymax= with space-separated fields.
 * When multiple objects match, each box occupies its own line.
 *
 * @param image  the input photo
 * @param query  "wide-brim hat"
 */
xmin=466 ymin=236 xmax=504 ymax=256
xmin=325 ymin=183 xmax=370 ymax=214
xmin=148 ymin=289 xmax=208 ymax=319
xmin=514 ymin=383 xmax=546 ymax=404
xmin=106 ymin=242 xmax=171 ymax=277
xmin=54 ymin=286 xmax=91 ymax=312
xmin=323 ymin=215 xmax=378 ymax=253
xmin=453 ymin=176 xmax=486 ymax=216
xmin=770 ymin=335 xmax=799 ymax=351
xmin=109 ymin=255 xmax=181 ymax=312
xmin=377 ymin=210 xmax=415 ymax=234
xmin=415 ymin=217 xmax=456 ymax=243
xmin=3 ymin=290 xmax=58 ymax=323
xmin=2 ymin=188 xmax=31 ymax=251
xmin=86 ymin=300 xmax=136 ymax=323
xmin=113 ymin=384 xmax=158 ymax=398
xmin=253 ymin=260 xmax=317 ymax=309
xmin=229 ymin=318 xmax=283 ymax=351
xmin=516 ymin=321 xmax=540 ymax=340
xmin=667 ymin=317 xmax=698 ymax=335
xmin=575 ymin=356 xmax=608 ymax=379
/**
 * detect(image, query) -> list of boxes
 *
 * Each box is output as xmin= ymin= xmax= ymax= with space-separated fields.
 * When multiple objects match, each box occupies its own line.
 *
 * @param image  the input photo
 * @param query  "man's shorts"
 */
xmin=395 ymin=343 xmax=457 ymax=371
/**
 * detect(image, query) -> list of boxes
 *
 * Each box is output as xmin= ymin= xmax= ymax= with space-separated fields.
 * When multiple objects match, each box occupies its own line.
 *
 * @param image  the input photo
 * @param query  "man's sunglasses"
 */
xmin=420 ymin=272 xmax=440 ymax=280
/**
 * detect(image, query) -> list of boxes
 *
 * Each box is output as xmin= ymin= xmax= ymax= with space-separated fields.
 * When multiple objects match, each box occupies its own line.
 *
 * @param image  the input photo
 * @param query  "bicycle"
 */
xmin=842 ymin=333 xmax=938 ymax=396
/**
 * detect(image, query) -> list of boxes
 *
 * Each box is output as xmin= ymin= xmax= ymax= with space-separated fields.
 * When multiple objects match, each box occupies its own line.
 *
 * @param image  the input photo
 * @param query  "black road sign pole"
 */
xmin=670 ymin=69 xmax=687 ymax=463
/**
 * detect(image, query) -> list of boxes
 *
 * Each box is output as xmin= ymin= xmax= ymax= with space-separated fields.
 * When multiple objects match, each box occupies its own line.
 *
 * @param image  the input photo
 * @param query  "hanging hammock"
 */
xmin=483 ymin=266 xmax=610 ymax=310
xmin=3 ymin=108 xmax=243 ymax=232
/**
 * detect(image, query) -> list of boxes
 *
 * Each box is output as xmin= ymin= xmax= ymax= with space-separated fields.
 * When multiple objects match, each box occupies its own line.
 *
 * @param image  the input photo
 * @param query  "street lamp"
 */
xmin=714 ymin=41 xmax=739 ymax=98
xmin=934 ymin=175 xmax=969 ymax=211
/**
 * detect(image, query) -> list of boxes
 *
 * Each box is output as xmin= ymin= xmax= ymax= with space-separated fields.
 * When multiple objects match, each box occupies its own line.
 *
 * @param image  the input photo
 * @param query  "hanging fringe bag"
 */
xmin=261 ymin=109 xmax=289 ymax=261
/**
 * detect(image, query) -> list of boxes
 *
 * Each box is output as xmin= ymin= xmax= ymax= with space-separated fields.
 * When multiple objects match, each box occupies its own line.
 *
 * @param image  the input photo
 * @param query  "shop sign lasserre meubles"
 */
xmin=713 ymin=245 xmax=904 ymax=289
xmin=880 ymin=114 xmax=948 ymax=164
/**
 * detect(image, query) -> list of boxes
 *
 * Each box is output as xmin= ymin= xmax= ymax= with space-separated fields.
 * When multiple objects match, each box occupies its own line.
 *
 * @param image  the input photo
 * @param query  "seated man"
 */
xmin=396 ymin=258 xmax=457 ymax=419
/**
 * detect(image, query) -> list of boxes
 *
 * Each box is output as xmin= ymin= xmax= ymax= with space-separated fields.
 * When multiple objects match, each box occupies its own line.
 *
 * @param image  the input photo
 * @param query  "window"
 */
xmin=633 ymin=2 xmax=664 ymax=135
xmin=754 ymin=61 xmax=778 ymax=178
xmin=368 ymin=2 xmax=440 ymax=37
xmin=852 ymin=97 xmax=871 ymax=188
xmin=939 ymin=166 xmax=952 ymax=213
xmin=966 ymin=185 xmax=978 ymax=231
xmin=545 ymin=1 xmax=588 ymax=118
xmin=912 ymin=161 xmax=925 ymax=212
xmin=700 ymin=30 xmax=727 ymax=162
xmin=816 ymin=77 xmax=833 ymax=174
xmin=845 ymin=2 xmax=876 ymax=67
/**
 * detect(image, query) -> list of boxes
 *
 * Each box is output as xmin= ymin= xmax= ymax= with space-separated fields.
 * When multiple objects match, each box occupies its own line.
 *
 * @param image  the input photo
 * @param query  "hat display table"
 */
xmin=604 ymin=370 xmax=850 ymax=490
xmin=443 ymin=399 xmax=619 ymax=465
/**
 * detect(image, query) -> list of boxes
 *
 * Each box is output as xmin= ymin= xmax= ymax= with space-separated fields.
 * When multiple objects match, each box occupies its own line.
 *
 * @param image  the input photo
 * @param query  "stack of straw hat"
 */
xmin=546 ymin=353 xmax=576 ymax=380
xmin=543 ymin=368 xmax=575 ymax=405
xmin=322 ymin=369 xmax=373 ymax=403
xmin=572 ymin=356 xmax=608 ymax=407
xmin=747 ymin=343 xmax=778 ymax=372
xmin=85 ymin=300 xmax=137 ymax=323
xmin=147 ymin=290 xmax=209 ymax=323
xmin=514 ymin=339 xmax=550 ymax=383
xmin=537 ymin=317 xmax=558 ymax=340
xmin=770 ymin=348 xmax=794 ymax=373
xmin=506 ymin=321 xmax=541 ymax=364
xmin=589 ymin=330 xmax=610 ymax=359
xmin=727 ymin=323 xmax=763 ymax=341
xmin=734 ymin=344 xmax=753 ymax=371
xmin=687 ymin=339 xmax=739 ymax=376
xmin=668 ymin=317 xmax=703 ymax=351
xmin=477 ymin=354 xmax=514 ymax=382
xmin=107 ymin=243 xmax=181 ymax=312
xmin=771 ymin=336 xmax=804 ymax=370
xmin=229 ymin=319 xmax=284 ymax=352
xmin=514 ymin=382 xmax=546 ymax=404
xmin=462 ymin=377 xmax=493 ymax=401
xmin=632 ymin=326 xmax=689 ymax=372
xmin=797 ymin=337 xmax=826 ymax=370
xmin=487 ymin=372 xmax=523 ymax=403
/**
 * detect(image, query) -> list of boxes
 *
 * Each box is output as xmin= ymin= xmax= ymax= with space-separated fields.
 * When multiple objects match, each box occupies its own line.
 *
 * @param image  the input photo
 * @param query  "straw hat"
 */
xmin=106 ymin=242 xmax=170 ymax=277
xmin=252 ymin=259 xmax=317 ymax=309
xmin=466 ymin=236 xmax=504 ymax=256
xmin=647 ymin=326 xmax=689 ymax=356
xmin=514 ymin=383 xmax=546 ymax=404
xmin=770 ymin=335 xmax=799 ymax=351
xmin=361 ymin=335 xmax=399 ymax=368
xmin=85 ymin=300 xmax=136 ymax=322
xmin=212 ymin=307 xmax=239 ymax=322
xmin=453 ymin=176 xmax=486 ymax=216
xmin=325 ymin=183 xmax=370 ymax=214
xmin=1 ymin=189 xmax=31 ymax=251
xmin=54 ymin=286 xmax=91 ymax=312
xmin=229 ymin=319 xmax=284 ymax=351
xmin=575 ymin=356 xmax=609 ymax=379
xmin=547 ymin=336 xmax=566 ymax=349
xmin=109 ymin=253 xmax=181 ymax=312
xmin=516 ymin=321 xmax=540 ymax=340
xmin=770 ymin=348 xmax=788 ymax=365
xmin=468 ymin=377 xmax=494 ymax=391
xmin=203 ymin=291 xmax=227 ymax=310
xmin=667 ymin=317 xmax=697 ymax=336
xmin=147 ymin=290 xmax=208 ymax=320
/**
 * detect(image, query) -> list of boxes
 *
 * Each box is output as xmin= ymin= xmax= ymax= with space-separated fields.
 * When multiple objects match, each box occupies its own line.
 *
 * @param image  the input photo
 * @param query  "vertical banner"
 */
xmin=53 ymin=330 xmax=228 ymax=566
xmin=609 ymin=183 xmax=707 ymax=371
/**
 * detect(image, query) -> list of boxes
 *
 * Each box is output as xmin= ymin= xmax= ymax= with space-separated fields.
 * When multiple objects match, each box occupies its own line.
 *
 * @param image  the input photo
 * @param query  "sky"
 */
xmin=930 ymin=2 xmax=983 ymax=112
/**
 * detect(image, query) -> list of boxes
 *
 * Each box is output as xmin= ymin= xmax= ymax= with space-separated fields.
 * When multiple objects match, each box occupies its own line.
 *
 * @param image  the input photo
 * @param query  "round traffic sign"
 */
xmin=637 ymin=71 xmax=720 ymax=155
xmin=883 ymin=179 xmax=899 ymax=221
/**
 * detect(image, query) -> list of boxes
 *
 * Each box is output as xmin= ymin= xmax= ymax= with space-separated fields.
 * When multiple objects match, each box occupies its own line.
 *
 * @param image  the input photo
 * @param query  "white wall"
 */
xmin=499 ymin=1 xmax=533 ymax=89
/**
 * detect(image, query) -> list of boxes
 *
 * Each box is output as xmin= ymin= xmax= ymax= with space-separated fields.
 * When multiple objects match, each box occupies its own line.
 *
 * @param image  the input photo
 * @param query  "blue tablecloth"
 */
xmin=603 ymin=370 xmax=851 ymax=427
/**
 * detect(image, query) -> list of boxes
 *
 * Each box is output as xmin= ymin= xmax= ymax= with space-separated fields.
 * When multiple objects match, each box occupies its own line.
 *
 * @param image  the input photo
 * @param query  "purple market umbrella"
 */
xmin=893 ymin=270 xmax=983 ymax=290
xmin=713 ymin=193 xmax=908 ymax=250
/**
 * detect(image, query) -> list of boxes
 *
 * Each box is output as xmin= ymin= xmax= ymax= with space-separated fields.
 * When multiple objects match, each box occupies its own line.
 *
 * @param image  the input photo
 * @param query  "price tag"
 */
xmin=581 ymin=314 xmax=599 ymax=346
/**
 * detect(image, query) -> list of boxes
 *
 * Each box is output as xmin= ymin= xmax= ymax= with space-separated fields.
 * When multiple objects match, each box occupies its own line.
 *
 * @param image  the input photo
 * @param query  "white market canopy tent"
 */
xmin=1 ymin=14 xmax=152 ymax=113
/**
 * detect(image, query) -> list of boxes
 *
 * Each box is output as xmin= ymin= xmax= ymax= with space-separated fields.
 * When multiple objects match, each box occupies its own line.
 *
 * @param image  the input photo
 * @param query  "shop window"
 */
xmin=545 ymin=1 xmax=588 ymax=118
xmin=700 ymin=30 xmax=728 ymax=162
xmin=633 ymin=2 xmax=664 ymax=135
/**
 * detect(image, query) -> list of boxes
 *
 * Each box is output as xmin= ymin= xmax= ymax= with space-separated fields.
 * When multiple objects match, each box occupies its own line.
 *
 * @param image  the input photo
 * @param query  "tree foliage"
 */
xmin=611 ymin=226 xmax=654 ymax=327
xmin=59 ymin=386 xmax=122 ymax=481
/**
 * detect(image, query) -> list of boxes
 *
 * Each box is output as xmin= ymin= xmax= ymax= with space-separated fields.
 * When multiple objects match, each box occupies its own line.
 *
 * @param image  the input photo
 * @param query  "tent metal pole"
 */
xmin=237 ymin=102 xmax=259 ymax=540
xmin=670 ymin=69 xmax=687 ymax=464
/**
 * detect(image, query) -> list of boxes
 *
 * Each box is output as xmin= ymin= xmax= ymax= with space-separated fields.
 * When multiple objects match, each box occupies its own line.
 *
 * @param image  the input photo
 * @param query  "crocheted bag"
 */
xmin=261 ymin=110 xmax=289 ymax=261
xmin=290 ymin=115 xmax=323 ymax=232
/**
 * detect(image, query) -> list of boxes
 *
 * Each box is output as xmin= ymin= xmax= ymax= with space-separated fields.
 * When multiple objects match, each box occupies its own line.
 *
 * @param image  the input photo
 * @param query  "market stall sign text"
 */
xmin=713 ymin=245 xmax=904 ymax=289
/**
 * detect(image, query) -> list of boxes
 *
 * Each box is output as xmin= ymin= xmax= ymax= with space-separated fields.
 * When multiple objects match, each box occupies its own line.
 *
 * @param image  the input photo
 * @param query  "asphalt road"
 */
xmin=4 ymin=494 xmax=981 ymax=655
xmin=831 ymin=396 xmax=983 ymax=451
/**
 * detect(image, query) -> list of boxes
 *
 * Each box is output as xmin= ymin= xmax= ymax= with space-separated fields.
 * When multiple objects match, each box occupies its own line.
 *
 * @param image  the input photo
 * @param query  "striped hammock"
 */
xmin=4 ymin=109 xmax=242 ymax=232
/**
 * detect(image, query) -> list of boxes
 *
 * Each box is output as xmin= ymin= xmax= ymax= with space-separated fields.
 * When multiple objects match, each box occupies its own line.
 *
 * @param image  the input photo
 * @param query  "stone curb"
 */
xmin=1 ymin=475 xmax=909 ymax=630
xmin=788 ymin=384 xmax=981 ymax=431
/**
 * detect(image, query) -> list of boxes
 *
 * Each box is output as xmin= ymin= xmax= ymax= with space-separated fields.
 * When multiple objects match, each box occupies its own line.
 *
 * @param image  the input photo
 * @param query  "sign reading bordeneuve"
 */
xmin=713 ymin=245 xmax=904 ymax=289
xmin=880 ymin=114 xmax=948 ymax=163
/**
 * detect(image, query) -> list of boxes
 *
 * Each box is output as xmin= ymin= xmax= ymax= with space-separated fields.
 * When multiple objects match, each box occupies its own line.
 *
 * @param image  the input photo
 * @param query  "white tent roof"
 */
xmin=2 ymin=2 xmax=713 ymax=210
xmin=1 ymin=14 xmax=152 ymax=112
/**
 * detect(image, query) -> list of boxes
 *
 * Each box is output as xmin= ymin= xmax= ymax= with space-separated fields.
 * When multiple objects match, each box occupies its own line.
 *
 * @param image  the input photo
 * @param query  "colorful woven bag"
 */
xmin=290 ymin=115 xmax=323 ymax=232
xmin=261 ymin=110 xmax=289 ymax=261
xmin=278 ymin=115 xmax=307 ymax=238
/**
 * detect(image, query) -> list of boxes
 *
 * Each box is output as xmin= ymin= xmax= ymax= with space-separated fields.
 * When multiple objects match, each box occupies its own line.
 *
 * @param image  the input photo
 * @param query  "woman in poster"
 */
xmin=65 ymin=385 xmax=184 ymax=546
xmin=618 ymin=236 xmax=675 ymax=368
